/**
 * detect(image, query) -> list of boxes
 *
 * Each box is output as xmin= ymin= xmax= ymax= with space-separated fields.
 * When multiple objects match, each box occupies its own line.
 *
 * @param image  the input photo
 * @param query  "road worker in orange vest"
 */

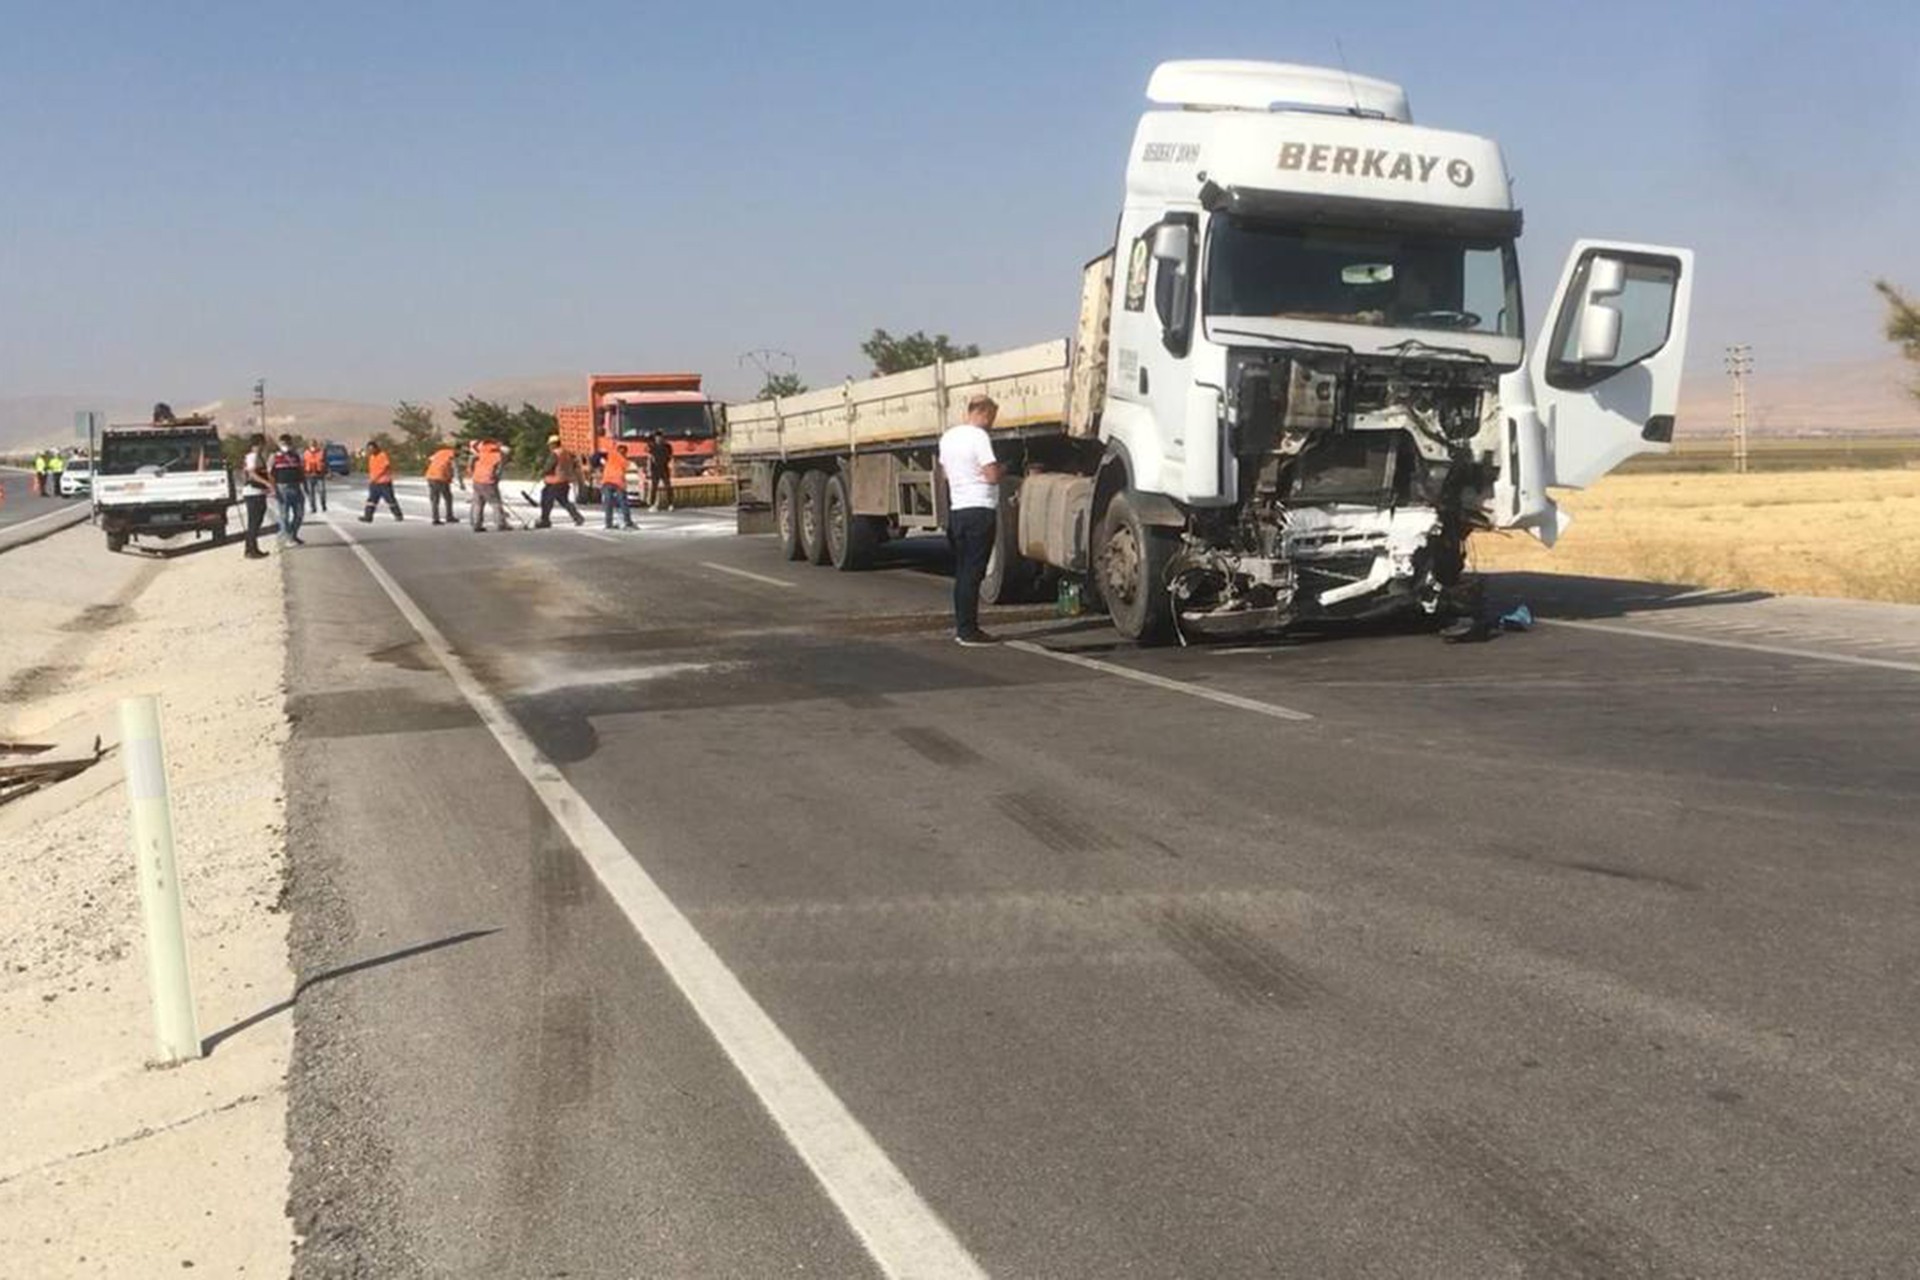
xmin=424 ymin=440 xmax=463 ymax=526
xmin=469 ymin=438 xmax=510 ymax=532
xmin=357 ymin=441 xmax=404 ymax=522
xmin=599 ymin=442 xmax=637 ymax=530
xmin=301 ymin=441 xmax=329 ymax=512
xmin=535 ymin=434 xmax=585 ymax=528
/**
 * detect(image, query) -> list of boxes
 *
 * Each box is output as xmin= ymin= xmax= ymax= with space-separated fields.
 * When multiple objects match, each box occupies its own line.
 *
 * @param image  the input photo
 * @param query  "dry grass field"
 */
xmin=1469 ymin=464 xmax=1920 ymax=605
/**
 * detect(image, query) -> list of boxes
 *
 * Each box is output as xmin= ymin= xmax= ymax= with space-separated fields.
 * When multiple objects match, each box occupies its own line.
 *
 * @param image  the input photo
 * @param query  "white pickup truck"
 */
xmin=727 ymin=60 xmax=1695 ymax=642
xmin=93 ymin=418 xmax=235 ymax=553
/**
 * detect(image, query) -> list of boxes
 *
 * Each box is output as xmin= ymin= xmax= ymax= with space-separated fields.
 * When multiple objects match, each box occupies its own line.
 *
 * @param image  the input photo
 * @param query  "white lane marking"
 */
xmin=1006 ymin=640 xmax=1315 ymax=722
xmin=515 ymin=660 xmax=722 ymax=696
xmin=702 ymin=561 xmax=797 ymax=589
xmin=1540 ymin=617 xmax=1920 ymax=676
xmin=323 ymin=519 xmax=986 ymax=1280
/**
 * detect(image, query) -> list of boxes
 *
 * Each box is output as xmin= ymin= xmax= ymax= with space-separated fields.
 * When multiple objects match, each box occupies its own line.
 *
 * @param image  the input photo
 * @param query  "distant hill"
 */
xmin=0 ymin=393 xmax=391 ymax=453
xmin=1677 ymin=355 xmax=1917 ymax=437
xmin=5 ymin=356 xmax=1913 ymax=454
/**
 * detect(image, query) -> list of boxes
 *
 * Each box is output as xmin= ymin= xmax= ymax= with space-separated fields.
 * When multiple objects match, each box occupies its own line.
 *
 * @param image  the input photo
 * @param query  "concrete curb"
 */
xmin=0 ymin=504 xmax=93 ymax=556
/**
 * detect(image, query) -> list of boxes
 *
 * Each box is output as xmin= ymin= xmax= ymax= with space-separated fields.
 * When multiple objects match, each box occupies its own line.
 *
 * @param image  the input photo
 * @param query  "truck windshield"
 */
xmin=1205 ymin=216 xmax=1521 ymax=338
xmin=100 ymin=431 xmax=221 ymax=475
xmin=613 ymin=403 xmax=713 ymax=441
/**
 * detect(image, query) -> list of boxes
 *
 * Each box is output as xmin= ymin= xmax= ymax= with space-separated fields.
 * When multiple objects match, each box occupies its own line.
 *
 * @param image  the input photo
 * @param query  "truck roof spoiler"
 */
xmin=1148 ymin=60 xmax=1411 ymax=122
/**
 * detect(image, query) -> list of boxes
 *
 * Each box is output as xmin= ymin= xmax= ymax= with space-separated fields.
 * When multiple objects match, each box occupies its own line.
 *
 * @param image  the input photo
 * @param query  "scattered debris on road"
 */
xmin=0 ymin=736 xmax=107 ymax=806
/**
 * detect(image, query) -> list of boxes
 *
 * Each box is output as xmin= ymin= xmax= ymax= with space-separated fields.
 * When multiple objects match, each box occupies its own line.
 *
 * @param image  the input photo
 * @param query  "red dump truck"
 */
xmin=555 ymin=373 xmax=729 ymax=505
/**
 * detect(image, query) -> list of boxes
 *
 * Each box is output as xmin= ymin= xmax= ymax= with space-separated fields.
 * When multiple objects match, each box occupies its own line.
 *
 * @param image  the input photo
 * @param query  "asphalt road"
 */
xmin=0 ymin=466 xmax=89 ymax=542
xmin=281 ymin=486 xmax=1920 ymax=1278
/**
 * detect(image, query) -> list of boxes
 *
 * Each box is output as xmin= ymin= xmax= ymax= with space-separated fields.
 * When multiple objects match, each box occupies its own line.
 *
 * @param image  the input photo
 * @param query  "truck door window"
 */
xmin=1545 ymin=252 xmax=1680 ymax=390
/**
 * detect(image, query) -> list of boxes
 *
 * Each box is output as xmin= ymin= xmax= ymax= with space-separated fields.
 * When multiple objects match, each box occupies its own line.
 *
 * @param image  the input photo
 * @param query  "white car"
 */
xmin=56 ymin=463 xmax=92 ymax=497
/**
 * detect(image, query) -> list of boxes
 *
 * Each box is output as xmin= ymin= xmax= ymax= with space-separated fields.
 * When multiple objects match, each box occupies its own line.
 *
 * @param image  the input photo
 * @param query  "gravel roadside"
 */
xmin=0 ymin=526 xmax=295 ymax=1277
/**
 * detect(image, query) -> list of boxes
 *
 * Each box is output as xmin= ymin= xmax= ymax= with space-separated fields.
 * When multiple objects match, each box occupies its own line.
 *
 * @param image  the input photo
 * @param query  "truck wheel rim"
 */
xmin=1104 ymin=525 xmax=1141 ymax=605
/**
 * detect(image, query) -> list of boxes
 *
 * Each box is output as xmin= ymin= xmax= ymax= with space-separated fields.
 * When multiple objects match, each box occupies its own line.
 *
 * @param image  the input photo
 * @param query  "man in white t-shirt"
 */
xmin=240 ymin=434 xmax=272 ymax=560
xmin=938 ymin=394 xmax=1004 ymax=645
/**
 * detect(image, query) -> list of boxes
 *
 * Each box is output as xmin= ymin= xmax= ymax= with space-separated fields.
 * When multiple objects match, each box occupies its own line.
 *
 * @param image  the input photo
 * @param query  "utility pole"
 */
xmin=253 ymin=378 xmax=267 ymax=437
xmin=1724 ymin=344 xmax=1753 ymax=475
xmin=738 ymin=349 xmax=797 ymax=397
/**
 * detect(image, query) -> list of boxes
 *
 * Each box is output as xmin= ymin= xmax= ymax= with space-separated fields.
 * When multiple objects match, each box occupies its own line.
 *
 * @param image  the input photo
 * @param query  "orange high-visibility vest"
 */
xmin=425 ymin=448 xmax=456 ymax=482
xmin=367 ymin=451 xmax=393 ymax=484
xmin=303 ymin=448 xmax=324 ymax=476
xmin=600 ymin=451 xmax=630 ymax=487
xmin=471 ymin=446 xmax=504 ymax=485
xmin=544 ymin=448 xmax=578 ymax=485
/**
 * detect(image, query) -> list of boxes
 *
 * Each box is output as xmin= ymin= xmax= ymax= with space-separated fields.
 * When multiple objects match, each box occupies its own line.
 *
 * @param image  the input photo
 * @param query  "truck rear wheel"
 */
xmin=775 ymin=471 xmax=804 ymax=560
xmin=980 ymin=480 xmax=1040 ymax=605
xmin=799 ymin=470 xmax=830 ymax=565
xmin=106 ymin=530 xmax=128 ymax=553
xmin=1098 ymin=492 xmax=1175 ymax=645
xmin=824 ymin=473 xmax=877 ymax=571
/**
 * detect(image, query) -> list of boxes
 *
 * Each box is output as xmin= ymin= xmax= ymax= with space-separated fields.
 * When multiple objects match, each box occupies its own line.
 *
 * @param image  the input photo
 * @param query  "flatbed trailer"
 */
xmin=727 ymin=280 xmax=1112 ymax=601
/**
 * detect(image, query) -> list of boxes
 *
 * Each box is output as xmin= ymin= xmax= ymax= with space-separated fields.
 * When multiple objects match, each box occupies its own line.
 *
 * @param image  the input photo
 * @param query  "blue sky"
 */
xmin=2 ymin=0 xmax=1915 ymax=404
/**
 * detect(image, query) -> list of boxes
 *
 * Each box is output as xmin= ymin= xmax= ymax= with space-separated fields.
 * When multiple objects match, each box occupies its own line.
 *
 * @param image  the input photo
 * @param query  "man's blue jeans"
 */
xmin=275 ymin=482 xmax=305 ymax=543
xmin=602 ymin=484 xmax=633 ymax=528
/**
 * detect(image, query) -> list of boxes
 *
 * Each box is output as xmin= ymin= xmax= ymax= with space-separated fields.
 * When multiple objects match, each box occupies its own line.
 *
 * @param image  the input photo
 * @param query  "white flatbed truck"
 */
xmin=725 ymin=60 xmax=1695 ymax=642
xmin=93 ymin=417 xmax=235 ymax=553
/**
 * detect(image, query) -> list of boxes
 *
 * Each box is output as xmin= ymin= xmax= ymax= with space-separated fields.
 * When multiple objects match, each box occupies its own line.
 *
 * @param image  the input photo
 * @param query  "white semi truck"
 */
xmin=726 ymin=60 xmax=1695 ymax=642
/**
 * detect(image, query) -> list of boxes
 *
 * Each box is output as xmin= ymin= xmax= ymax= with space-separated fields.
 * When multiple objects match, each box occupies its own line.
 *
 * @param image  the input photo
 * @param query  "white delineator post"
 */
xmin=119 ymin=695 xmax=202 ymax=1063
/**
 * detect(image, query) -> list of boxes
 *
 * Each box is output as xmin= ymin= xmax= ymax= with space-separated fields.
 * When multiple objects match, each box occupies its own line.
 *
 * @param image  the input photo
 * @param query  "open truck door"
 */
xmin=1495 ymin=240 xmax=1694 ymax=542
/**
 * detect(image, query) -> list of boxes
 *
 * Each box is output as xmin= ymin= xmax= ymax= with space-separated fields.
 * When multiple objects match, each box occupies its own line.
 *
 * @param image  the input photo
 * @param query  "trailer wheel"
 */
xmin=799 ymin=470 xmax=830 ymax=565
xmin=212 ymin=520 xmax=229 ymax=546
xmin=106 ymin=530 xmax=128 ymax=554
xmin=824 ymin=472 xmax=877 ymax=571
xmin=774 ymin=470 xmax=805 ymax=560
xmin=1098 ymin=492 xmax=1175 ymax=645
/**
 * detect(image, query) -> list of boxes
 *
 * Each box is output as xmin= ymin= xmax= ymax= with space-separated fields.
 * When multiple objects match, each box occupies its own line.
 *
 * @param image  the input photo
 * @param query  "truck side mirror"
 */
xmin=1574 ymin=256 xmax=1626 ymax=363
xmin=1151 ymin=224 xmax=1192 ymax=265
xmin=1150 ymin=222 xmax=1196 ymax=355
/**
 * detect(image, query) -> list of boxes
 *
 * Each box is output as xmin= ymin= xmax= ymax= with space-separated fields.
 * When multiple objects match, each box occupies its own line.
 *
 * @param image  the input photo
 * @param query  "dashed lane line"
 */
xmin=701 ymin=561 xmax=797 ymax=589
xmin=1005 ymin=640 xmax=1315 ymax=722
xmin=1539 ymin=617 xmax=1920 ymax=676
xmin=323 ymin=518 xmax=988 ymax=1280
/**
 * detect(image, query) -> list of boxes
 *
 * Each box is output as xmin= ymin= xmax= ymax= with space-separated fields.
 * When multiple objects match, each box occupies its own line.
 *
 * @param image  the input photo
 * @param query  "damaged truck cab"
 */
xmin=724 ymin=59 xmax=1694 ymax=646
xmin=1027 ymin=60 xmax=1694 ymax=641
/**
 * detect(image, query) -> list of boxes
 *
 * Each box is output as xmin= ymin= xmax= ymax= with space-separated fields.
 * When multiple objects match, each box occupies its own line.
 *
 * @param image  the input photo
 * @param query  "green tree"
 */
xmin=390 ymin=401 xmax=439 ymax=470
xmin=860 ymin=328 xmax=981 ymax=376
xmin=450 ymin=395 xmax=520 ymax=473
xmin=513 ymin=403 xmax=559 ymax=473
xmin=758 ymin=371 xmax=808 ymax=400
xmin=1875 ymin=280 xmax=1920 ymax=405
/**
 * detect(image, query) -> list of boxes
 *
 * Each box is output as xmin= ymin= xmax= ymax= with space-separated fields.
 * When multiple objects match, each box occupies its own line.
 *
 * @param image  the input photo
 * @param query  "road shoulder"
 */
xmin=0 ymin=526 xmax=294 ymax=1277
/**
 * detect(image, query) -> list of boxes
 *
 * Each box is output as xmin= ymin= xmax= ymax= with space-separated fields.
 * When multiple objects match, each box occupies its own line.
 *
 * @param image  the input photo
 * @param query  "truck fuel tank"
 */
xmin=1017 ymin=473 xmax=1096 ymax=574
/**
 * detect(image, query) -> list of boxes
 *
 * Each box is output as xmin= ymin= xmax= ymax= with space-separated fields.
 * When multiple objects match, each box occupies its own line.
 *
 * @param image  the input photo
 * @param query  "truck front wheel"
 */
xmin=774 ymin=471 xmax=804 ymax=560
xmin=1098 ymin=493 xmax=1175 ymax=645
